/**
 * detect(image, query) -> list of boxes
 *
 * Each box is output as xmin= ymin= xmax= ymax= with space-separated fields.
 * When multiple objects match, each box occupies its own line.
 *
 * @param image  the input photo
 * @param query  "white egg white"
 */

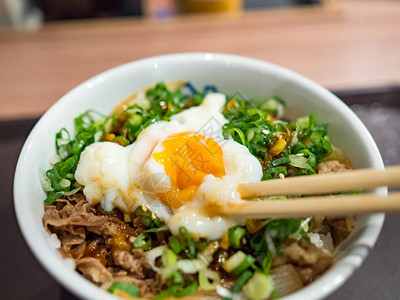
xmin=75 ymin=93 xmax=263 ymax=239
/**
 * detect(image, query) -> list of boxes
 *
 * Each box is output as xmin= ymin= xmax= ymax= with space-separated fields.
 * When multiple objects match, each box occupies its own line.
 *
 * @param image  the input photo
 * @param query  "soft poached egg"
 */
xmin=75 ymin=93 xmax=263 ymax=239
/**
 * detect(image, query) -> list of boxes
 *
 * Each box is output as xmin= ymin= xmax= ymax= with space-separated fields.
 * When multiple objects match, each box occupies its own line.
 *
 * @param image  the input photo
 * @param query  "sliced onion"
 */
xmin=270 ymin=264 xmax=303 ymax=297
xmin=145 ymin=245 xmax=166 ymax=272
xmin=175 ymin=246 xmax=215 ymax=274
xmin=176 ymin=258 xmax=207 ymax=274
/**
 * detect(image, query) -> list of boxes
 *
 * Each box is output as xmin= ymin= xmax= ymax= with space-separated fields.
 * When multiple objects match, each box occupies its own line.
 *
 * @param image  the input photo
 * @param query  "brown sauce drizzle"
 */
xmin=84 ymin=240 xmax=107 ymax=265
xmin=108 ymin=216 xmax=142 ymax=253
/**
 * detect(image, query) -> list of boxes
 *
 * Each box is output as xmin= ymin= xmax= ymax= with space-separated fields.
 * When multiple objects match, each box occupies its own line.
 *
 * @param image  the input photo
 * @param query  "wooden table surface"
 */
xmin=0 ymin=0 xmax=399 ymax=120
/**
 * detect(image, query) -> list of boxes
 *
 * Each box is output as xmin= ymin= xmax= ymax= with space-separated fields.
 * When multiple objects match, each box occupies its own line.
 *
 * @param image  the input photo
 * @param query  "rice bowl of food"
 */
xmin=14 ymin=53 xmax=385 ymax=300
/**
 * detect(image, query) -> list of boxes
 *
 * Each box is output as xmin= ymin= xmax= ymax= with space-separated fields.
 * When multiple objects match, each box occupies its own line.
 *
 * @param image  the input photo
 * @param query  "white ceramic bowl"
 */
xmin=14 ymin=53 xmax=385 ymax=300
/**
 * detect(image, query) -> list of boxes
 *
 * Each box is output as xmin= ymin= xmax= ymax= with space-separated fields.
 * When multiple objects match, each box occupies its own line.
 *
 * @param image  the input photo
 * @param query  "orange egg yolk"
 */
xmin=152 ymin=132 xmax=225 ymax=209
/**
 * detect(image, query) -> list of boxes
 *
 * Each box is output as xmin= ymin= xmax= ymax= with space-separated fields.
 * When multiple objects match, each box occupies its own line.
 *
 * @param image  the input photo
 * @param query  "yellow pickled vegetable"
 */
xmin=269 ymin=138 xmax=286 ymax=157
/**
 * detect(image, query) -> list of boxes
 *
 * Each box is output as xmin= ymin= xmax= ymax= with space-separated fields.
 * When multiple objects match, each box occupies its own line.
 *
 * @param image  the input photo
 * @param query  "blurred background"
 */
xmin=1 ymin=0 xmax=327 ymax=27
xmin=1 ymin=0 xmax=400 ymax=299
xmin=1 ymin=0 xmax=399 ymax=120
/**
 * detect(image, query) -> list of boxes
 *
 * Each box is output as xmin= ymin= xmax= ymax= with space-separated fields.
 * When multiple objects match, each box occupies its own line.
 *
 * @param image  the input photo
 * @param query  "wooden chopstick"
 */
xmin=219 ymin=192 xmax=400 ymax=218
xmin=237 ymin=165 xmax=400 ymax=199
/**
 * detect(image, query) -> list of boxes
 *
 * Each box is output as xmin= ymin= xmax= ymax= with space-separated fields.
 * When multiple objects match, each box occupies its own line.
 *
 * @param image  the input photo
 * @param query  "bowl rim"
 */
xmin=14 ymin=52 xmax=385 ymax=300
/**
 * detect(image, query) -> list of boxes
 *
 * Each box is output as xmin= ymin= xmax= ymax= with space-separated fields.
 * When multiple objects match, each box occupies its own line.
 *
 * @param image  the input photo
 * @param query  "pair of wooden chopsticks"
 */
xmin=218 ymin=165 xmax=400 ymax=218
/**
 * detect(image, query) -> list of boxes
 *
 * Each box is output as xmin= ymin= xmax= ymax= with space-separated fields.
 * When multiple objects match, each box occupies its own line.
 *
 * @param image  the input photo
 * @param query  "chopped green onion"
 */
xmin=44 ymin=192 xmax=63 ymax=205
xmin=178 ymin=226 xmax=196 ymax=259
xmin=259 ymin=96 xmax=285 ymax=118
xmin=176 ymin=258 xmax=206 ymax=274
xmin=173 ymin=281 xmax=198 ymax=298
xmin=123 ymin=213 xmax=132 ymax=223
xmin=162 ymin=248 xmax=177 ymax=269
xmin=55 ymin=128 xmax=72 ymax=160
xmin=299 ymin=228 xmax=310 ymax=242
xmin=267 ymin=219 xmax=302 ymax=241
xmin=44 ymin=110 xmax=106 ymax=205
xmin=153 ymin=284 xmax=182 ymax=300
xmin=108 ymin=281 xmax=139 ymax=297
xmin=222 ymin=95 xmax=332 ymax=179
xmin=271 ymin=155 xmax=290 ymax=167
xmin=169 ymin=236 xmax=183 ymax=254
xmin=231 ymin=270 xmax=253 ymax=294
xmin=111 ymin=136 xmax=130 ymax=147
xmin=59 ymin=178 xmax=71 ymax=188
xmin=39 ymin=170 xmax=54 ymax=192
xmin=142 ymin=216 xmax=153 ymax=227
xmin=308 ymin=217 xmax=315 ymax=231
xmin=296 ymin=116 xmax=310 ymax=128
xmin=231 ymin=255 xmax=256 ymax=277
xmin=133 ymin=233 xmax=151 ymax=250
xmin=153 ymin=289 xmax=172 ymax=300
xmin=195 ymin=241 xmax=208 ymax=252
xmin=223 ymin=251 xmax=247 ymax=273
xmin=228 ymin=226 xmax=246 ymax=249
xmin=167 ymin=270 xmax=184 ymax=286
xmin=199 ymin=268 xmax=221 ymax=291
xmin=242 ymin=271 xmax=274 ymax=300
xmin=61 ymin=187 xmax=81 ymax=196
xmin=127 ymin=114 xmax=143 ymax=127
xmin=260 ymin=251 xmax=273 ymax=273
xmin=145 ymin=227 xmax=169 ymax=233
xmin=134 ymin=206 xmax=161 ymax=228
xmin=155 ymin=269 xmax=199 ymax=299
